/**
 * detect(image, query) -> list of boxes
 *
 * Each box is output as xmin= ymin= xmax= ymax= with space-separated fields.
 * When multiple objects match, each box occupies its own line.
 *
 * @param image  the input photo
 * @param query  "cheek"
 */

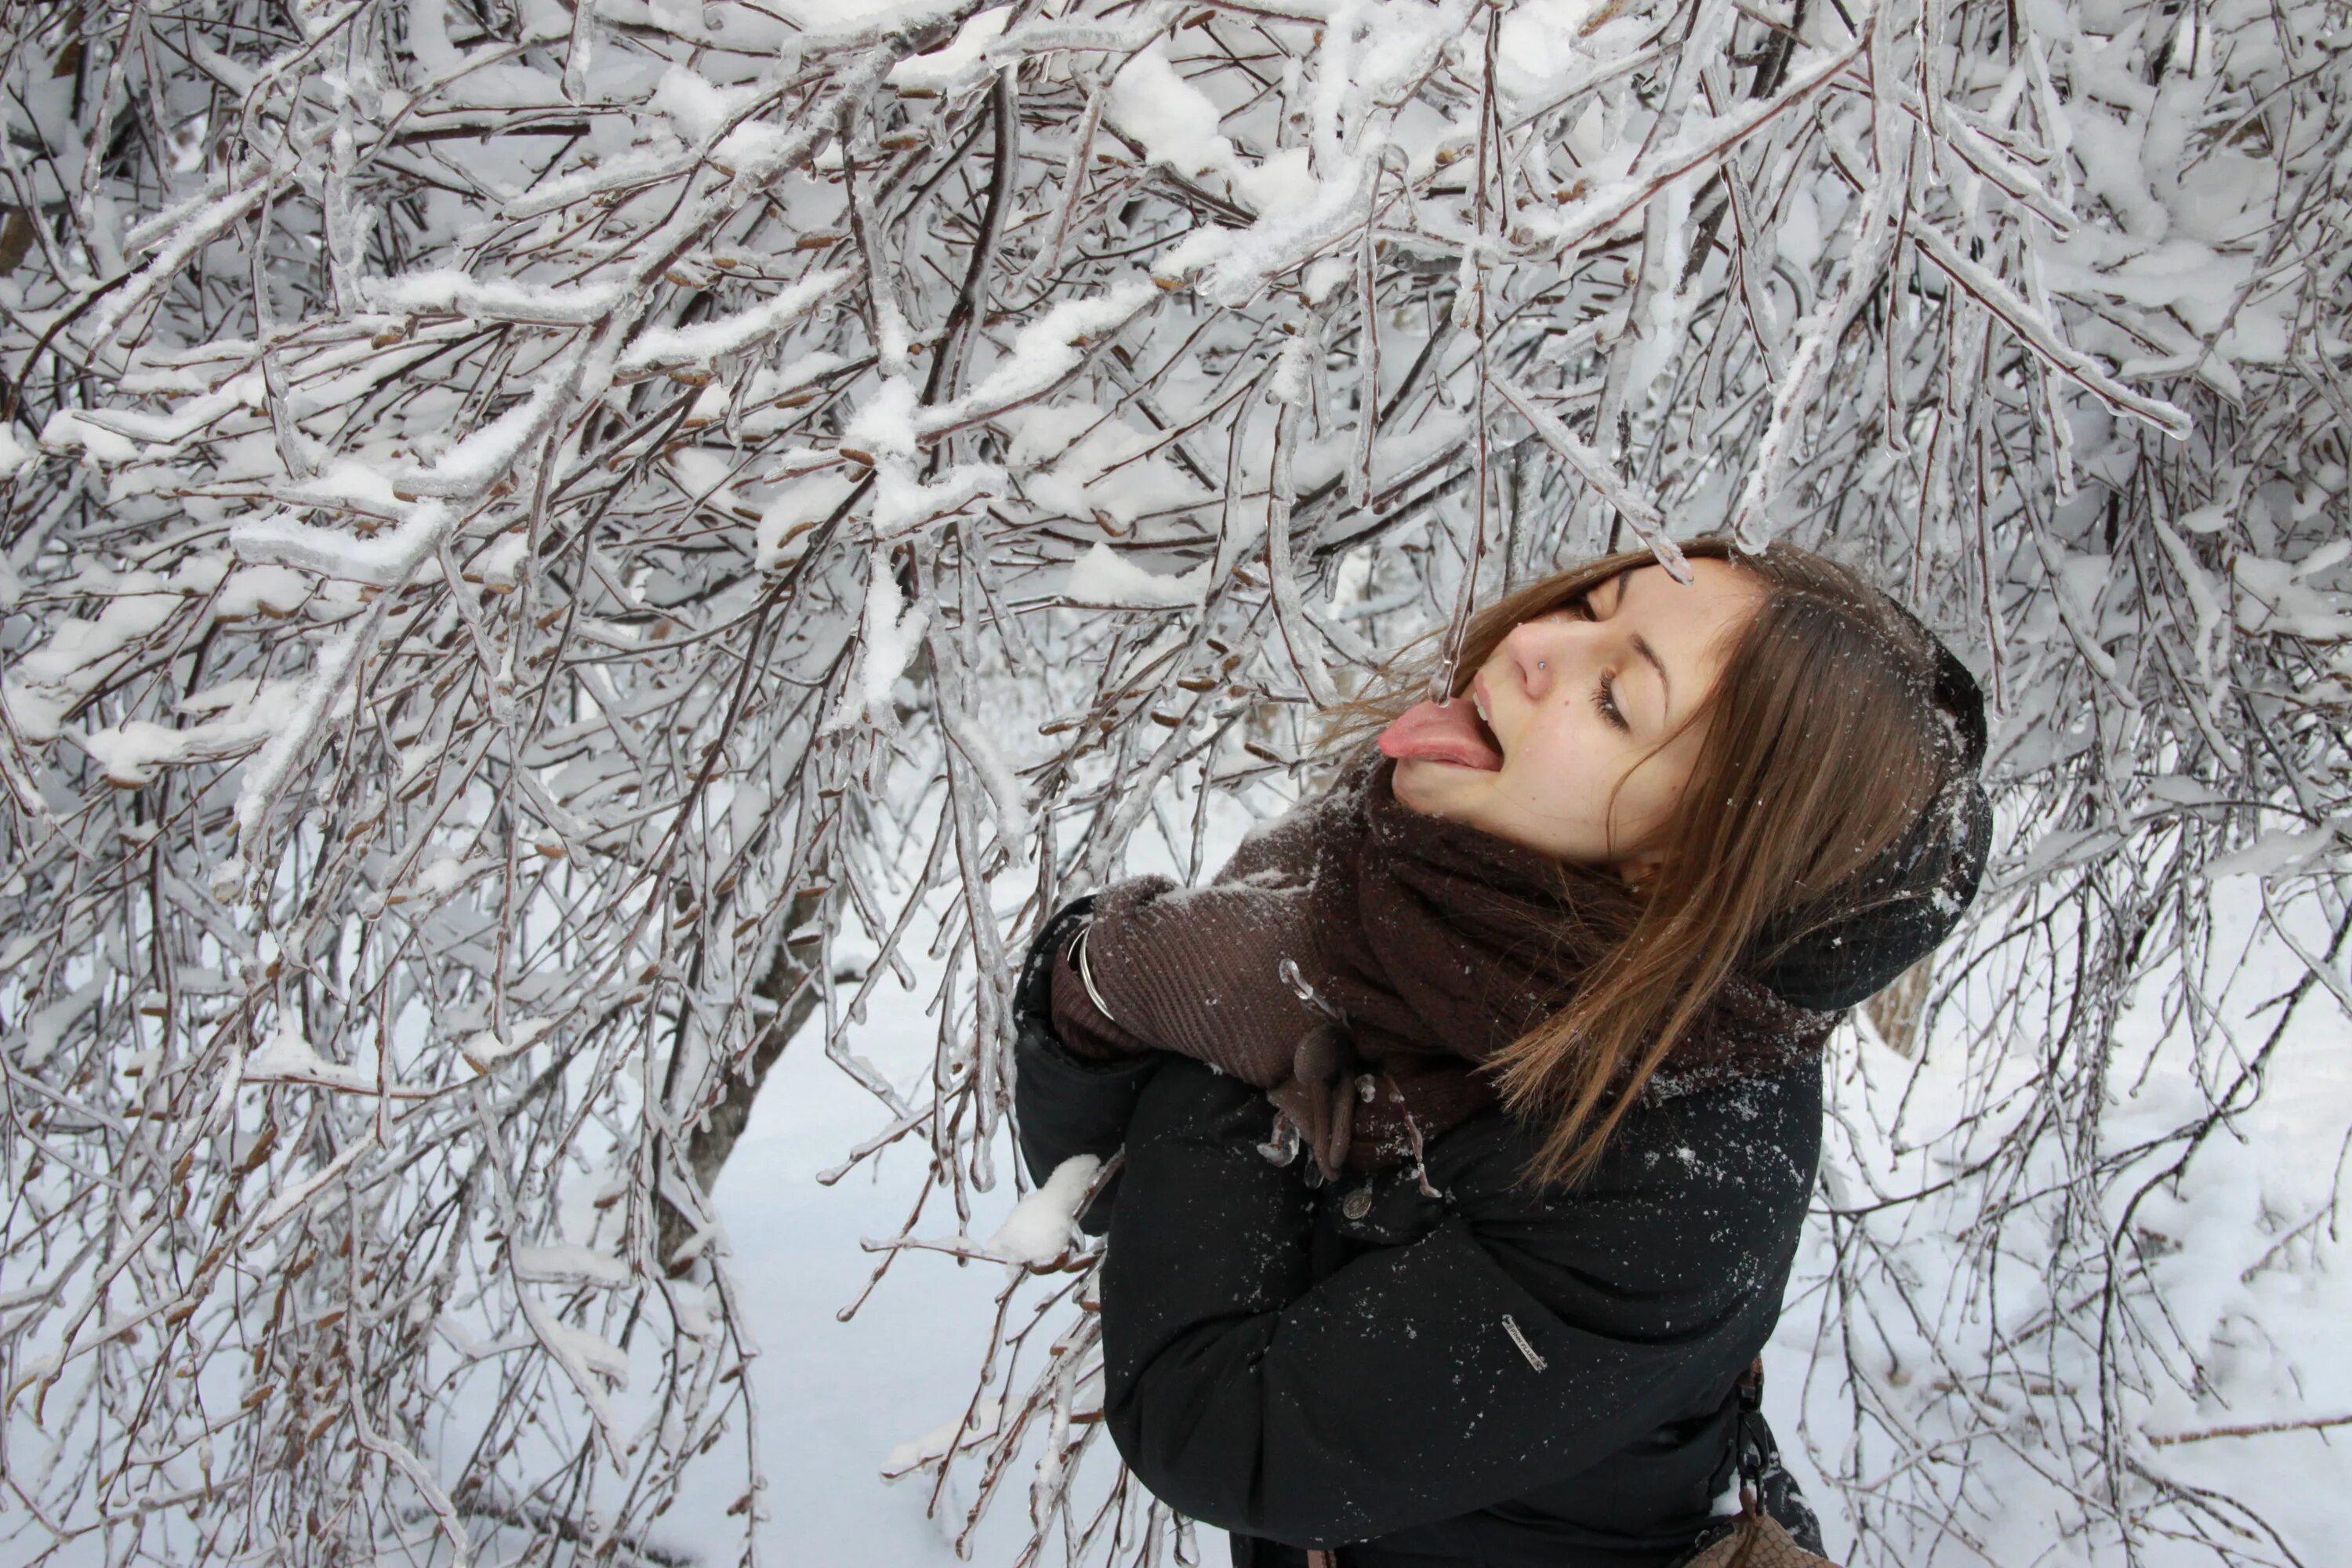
xmin=1610 ymin=775 xmax=1672 ymax=840
xmin=1502 ymin=723 xmax=1616 ymax=826
xmin=1512 ymin=710 xmax=1588 ymax=775
xmin=1617 ymin=742 xmax=1700 ymax=825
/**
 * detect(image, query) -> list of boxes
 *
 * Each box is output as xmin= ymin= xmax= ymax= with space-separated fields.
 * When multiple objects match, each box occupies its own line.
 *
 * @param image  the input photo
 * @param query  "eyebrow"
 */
xmin=1629 ymin=631 xmax=1671 ymax=718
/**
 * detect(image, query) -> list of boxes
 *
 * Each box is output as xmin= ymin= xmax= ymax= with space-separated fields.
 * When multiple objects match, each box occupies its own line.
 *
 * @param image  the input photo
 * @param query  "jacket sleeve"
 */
xmin=1011 ymin=895 xmax=1161 ymax=1235
xmin=1100 ymin=1056 xmax=1778 ymax=1549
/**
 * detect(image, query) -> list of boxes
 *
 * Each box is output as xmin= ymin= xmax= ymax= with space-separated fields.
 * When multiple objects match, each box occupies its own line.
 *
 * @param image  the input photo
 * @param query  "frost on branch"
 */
xmin=0 ymin=0 xmax=2346 ymax=1565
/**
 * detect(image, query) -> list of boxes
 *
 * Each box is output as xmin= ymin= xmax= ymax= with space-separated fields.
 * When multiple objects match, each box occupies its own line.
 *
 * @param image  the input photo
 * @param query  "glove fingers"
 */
xmin=1291 ymin=1021 xmax=1353 ymax=1085
xmin=1267 ymin=1022 xmax=1360 ymax=1180
xmin=1319 ymin=1073 xmax=1354 ymax=1174
xmin=1265 ymin=1075 xmax=1318 ymax=1138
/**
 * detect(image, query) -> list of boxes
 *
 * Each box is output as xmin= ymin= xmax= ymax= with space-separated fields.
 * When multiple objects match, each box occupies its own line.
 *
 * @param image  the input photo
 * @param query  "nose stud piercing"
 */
xmin=1537 ymin=660 xmax=1547 ymax=670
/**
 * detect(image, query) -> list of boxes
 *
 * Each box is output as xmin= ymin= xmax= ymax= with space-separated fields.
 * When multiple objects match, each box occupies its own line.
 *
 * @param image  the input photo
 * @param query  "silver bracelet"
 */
xmin=1069 ymin=921 xmax=1120 ymax=1024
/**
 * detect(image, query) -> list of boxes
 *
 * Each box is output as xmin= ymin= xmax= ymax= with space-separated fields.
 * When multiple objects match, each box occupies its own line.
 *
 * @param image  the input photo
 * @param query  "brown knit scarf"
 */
xmin=1051 ymin=745 xmax=1840 ymax=1178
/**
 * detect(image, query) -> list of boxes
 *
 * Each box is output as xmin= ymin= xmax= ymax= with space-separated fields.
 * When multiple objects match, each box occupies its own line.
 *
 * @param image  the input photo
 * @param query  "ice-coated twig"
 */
xmin=1490 ymin=373 xmax=1690 ymax=582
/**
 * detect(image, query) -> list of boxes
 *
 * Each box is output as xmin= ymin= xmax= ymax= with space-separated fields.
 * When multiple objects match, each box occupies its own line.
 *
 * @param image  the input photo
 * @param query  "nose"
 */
xmin=1502 ymin=612 xmax=1581 ymax=702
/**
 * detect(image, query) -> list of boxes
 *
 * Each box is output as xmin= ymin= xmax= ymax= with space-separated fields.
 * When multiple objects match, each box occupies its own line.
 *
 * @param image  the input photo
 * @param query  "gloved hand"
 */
xmin=1058 ymin=873 xmax=1330 ymax=1091
xmin=1058 ymin=878 xmax=1500 ymax=1183
xmin=1264 ymin=1021 xmax=1361 ymax=1180
xmin=1013 ymin=895 xmax=1160 ymax=1232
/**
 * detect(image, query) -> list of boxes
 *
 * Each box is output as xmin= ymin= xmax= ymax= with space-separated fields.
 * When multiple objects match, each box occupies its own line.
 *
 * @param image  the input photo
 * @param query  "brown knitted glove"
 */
xmin=1065 ymin=873 xmax=1329 ymax=1091
xmin=1265 ymin=1033 xmax=1504 ymax=1183
xmin=1052 ymin=875 xmax=1501 ymax=1181
xmin=1265 ymin=1022 xmax=1361 ymax=1178
xmin=1046 ymin=924 xmax=1160 ymax=1062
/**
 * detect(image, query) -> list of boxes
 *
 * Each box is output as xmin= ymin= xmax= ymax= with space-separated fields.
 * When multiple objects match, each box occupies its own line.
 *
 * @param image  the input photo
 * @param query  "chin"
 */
xmin=1390 ymin=758 xmax=1475 ymax=818
xmin=1389 ymin=757 xmax=1438 ymax=813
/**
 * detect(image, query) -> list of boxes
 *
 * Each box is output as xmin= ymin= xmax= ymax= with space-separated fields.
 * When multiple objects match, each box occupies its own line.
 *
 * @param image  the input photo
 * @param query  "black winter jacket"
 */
xmin=1011 ymin=898 xmax=1828 ymax=1568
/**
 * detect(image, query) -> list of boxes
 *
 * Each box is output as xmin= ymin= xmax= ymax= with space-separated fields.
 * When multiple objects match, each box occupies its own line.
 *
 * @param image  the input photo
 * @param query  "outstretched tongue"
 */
xmin=1379 ymin=698 xmax=1502 ymax=772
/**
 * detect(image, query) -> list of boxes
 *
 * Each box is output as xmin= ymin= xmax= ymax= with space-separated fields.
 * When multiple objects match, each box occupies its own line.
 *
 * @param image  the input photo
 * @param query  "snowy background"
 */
xmin=2 ymin=0 xmax=2348 ymax=1564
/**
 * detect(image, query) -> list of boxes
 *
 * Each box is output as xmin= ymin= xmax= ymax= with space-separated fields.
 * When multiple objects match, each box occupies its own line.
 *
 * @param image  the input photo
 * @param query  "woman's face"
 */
xmin=1387 ymin=559 xmax=1764 ymax=878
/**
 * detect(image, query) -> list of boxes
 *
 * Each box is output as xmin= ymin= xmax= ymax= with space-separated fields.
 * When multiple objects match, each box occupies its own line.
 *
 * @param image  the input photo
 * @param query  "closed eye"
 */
xmin=1594 ymin=674 xmax=1629 ymax=732
xmin=1553 ymin=595 xmax=1628 ymax=728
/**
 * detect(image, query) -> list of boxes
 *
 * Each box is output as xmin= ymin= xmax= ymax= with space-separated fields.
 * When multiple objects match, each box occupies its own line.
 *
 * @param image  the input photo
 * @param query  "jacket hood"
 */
xmin=1748 ymin=627 xmax=1993 ymax=1013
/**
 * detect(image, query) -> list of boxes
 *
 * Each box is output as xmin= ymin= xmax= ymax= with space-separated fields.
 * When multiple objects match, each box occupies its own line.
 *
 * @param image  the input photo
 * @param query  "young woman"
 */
xmin=1010 ymin=536 xmax=1991 ymax=1568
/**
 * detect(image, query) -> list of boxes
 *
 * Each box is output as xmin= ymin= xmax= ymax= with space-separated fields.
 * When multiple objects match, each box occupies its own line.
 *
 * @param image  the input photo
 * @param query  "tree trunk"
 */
xmin=658 ymin=886 xmax=835 ymax=1275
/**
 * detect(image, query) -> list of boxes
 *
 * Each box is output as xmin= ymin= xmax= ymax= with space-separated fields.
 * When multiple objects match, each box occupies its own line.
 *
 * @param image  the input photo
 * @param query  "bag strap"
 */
xmin=1733 ymin=1359 xmax=1766 ymax=1464
xmin=1733 ymin=1358 xmax=1769 ymax=1516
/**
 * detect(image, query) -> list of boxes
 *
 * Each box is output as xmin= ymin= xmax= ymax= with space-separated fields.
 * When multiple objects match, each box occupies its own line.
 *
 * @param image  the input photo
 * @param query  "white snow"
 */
xmin=880 ymin=1400 xmax=1002 ymax=1481
xmin=871 ymin=459 xmax=1003 ymax=539
xmin=470 ymin=530 xmax=529 ymax=588
xmin=0 ymin=421 xmax=34 ymax=476
xmin=215 ymin=565 xmax=312 ymax=619
xmin=1062 ymin=541 xmax=1210 ymax=608
xmin=13 ymin=978 xmax=110 ymax=1071
xmin=984 ymin=1154 xmax=1099 ymax=1268
xmin=241 ymin=1018 xmax=380 ymax=1094
xmin=844 ymin=376 xmax=923 ymax=460
xmin=77 ymin=685 xmax=287 ymax=786
xmin=3 ymin=563 xmax=223 ymax=741
xmin=755 ymin=471 xmax=859 ymax=569
xmin=2233 ymin=553 xmax=2352 ymax=639
xmin=885 ymin=5 xmax=1012 ymax=93
xmin=512 ymin=1244 xmax=633 ymax=1290
xmin=230 ymin=612 xmax=372 ymax=844
xmin=1108 ymin=43 xmax=1250 ymax=192
xmin=2201 ymin=826 xmax=2344 ymax=881
xmin=459 ymin=1018 xmax=556 ymax=1073
xmin=38 ymin=409 xmax=143 ymax=462
xmin=250 ymin=1133 xmax=381 ymax=1236
xmin=615 ymin=270 xmax=848 ymax=376
xmin=367 ymin=270 xmax=629 ymax=324
xmin=648 ymin=64 xmax=758 ymax=147
xmin=532 ymin=1317 xmax=631 ymax=1386
xmin=397 ymin=366 xmax=575 ymax=499
xmin=919 ymin=281 xmax=1158 ymax=434
xmin=820 ymin=546 xmax=930 ymax=734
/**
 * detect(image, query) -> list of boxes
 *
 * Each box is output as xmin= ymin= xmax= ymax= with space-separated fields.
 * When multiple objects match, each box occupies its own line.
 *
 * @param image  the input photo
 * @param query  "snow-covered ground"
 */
xmin=1771 ymin=880 xmax=2352 ymax=1568
xmin=686 ymin=1018 xmax=1024 ymax=1563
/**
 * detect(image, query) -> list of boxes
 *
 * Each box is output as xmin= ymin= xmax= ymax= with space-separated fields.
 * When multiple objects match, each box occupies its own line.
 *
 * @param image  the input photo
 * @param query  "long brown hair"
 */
xmin=1316 ymin=535 xmax=1964 ymax=1187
